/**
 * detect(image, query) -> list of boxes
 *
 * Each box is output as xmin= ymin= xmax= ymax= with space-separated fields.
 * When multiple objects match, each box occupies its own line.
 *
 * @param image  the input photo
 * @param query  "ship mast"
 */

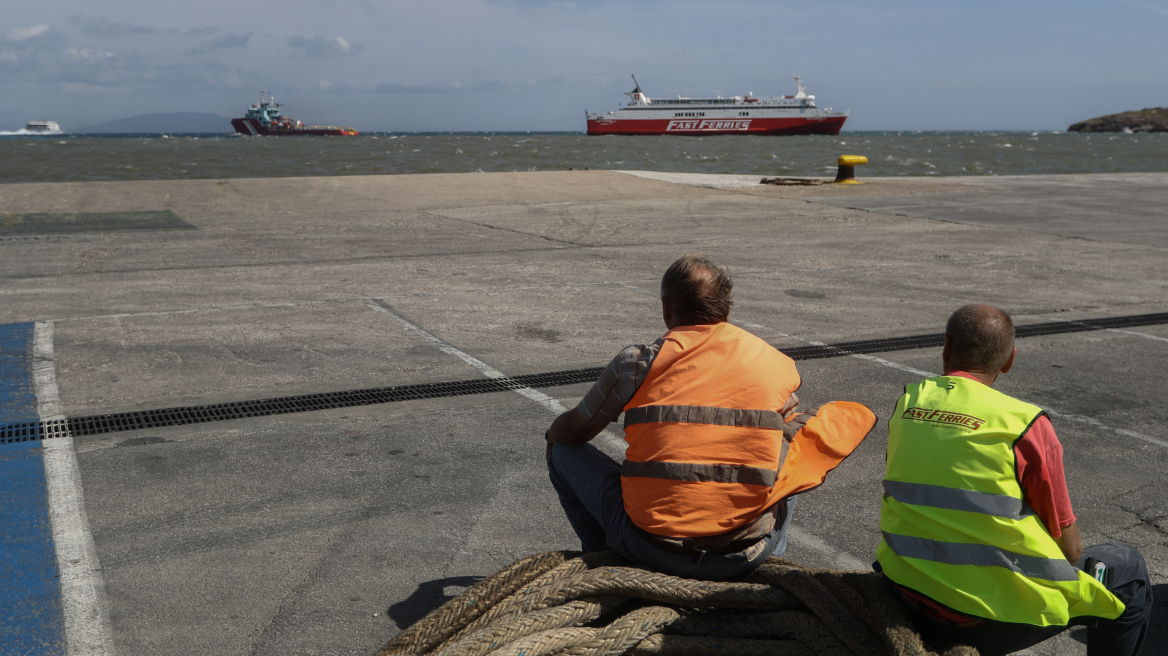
xmin=624 ymin=75 xmax=650 ymax=105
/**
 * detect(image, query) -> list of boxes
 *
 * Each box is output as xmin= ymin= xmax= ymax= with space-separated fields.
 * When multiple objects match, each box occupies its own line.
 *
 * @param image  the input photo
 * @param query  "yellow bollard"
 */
xmin=834 ymin=155 xmax=868 ymax=184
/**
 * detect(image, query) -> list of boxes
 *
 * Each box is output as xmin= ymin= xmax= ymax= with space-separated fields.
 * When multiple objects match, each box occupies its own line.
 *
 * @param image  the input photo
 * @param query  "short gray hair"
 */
xmin=946 ymin=304 xmax=1015 ymax=372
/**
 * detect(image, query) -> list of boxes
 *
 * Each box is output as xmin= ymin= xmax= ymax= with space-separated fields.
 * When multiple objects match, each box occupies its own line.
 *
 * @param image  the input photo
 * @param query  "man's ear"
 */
xmin=1000 ymin=346 xmax=1017 ymax=374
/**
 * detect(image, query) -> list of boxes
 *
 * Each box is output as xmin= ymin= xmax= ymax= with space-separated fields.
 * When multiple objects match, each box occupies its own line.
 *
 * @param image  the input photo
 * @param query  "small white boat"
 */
xmin=25 ymin=120 xmax=62 ymax=133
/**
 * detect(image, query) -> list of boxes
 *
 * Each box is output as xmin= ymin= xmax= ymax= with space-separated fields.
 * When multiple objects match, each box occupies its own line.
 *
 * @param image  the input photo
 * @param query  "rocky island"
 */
xmin=1068 ymin=108 xmax=1168 ymax=133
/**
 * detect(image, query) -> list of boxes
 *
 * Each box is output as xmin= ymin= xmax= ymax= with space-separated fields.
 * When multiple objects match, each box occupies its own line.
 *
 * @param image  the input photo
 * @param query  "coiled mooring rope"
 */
xmin=377 ymin=551 xmax=977 ymax=656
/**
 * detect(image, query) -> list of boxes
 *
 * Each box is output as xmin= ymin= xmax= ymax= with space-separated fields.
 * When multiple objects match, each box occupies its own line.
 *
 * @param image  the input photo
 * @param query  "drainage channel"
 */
xmin=3 ymin=311 xmax=1165 ymax=444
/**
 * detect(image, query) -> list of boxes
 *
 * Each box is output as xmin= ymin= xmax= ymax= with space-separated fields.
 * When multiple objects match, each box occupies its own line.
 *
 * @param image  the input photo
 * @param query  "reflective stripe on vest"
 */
xmin=881 ymin=531 xmax=1079 ymax=582
xmin=883 ymin=480 xmax=1037 ymax=521
xmin=622 ymin=459 xmax=778 ymax=487
xmin=878 ymin=376 xmax=1124 ymax=626
xmin=624 ymin=404 xmax=786 ymax=430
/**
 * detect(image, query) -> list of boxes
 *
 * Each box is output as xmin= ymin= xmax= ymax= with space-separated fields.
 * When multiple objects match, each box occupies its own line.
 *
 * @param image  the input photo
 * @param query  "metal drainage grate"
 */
xmin=0 ymin=367 xmax=605 ymax=444
xmin=780 ymin=312 xmax=1168 ymax=361
xmin=2 ymin=311 xmax=1165 ymax=444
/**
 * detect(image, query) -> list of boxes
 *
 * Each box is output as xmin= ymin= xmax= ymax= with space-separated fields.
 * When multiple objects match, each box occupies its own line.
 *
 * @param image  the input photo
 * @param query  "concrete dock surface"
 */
xmin=1 ymin=170 xmax=1165 ymax=655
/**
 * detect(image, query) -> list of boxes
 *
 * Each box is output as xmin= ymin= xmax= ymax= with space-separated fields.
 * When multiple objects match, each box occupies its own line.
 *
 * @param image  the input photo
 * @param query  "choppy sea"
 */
xmin=0 ymin=131 xmax=1165 ymax=183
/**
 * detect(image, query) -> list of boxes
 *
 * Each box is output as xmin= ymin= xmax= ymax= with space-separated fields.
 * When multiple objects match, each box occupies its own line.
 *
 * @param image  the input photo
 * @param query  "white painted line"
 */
xmin=33 ymin=322 xmax=117 ymax=656
xmin=365 ymin=300 xmax=626 ymax=456
xmin=837 ymin=352 xmax=935 ymax=379
xmin=1046 ymin=411 xmax=1168 ymax=449
xmin=739 ymin=321 xmax=939 ymax=380
xmin=616 ymin=282 xmax=655 ymax=297
xmin=1106 ymin=328 xmax=1168 ymax=344
xmin=738 ymin=318 xmax=1167 ymax=449
xmin=787 ymin=527 xmax=868 ymax=571
xmin=1033 ymin=314 xmax=1168 ymax=345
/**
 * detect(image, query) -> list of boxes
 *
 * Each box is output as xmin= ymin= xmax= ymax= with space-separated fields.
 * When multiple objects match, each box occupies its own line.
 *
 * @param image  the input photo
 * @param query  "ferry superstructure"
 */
xmin=231 ymin=91 xmax=358 ymax=136
xmin=586 ymin=76 xmax=846 ymax=136
xmin=25 ymin=120 xmax=61 ymax=133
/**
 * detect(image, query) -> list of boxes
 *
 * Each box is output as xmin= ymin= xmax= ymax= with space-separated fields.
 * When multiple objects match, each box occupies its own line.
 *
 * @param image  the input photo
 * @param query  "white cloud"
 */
xmin=60 ymin=82 xmax=114 ymax=95
xmin=8 ymin=24 xmax=52 ymax=42
xmin=286 ymin=35 xmax=364 ymax=58
xmin=188 ymin=32 xmax=252 ymax=54
xmin=363 ymin=76 xmax=566 ymax=95
xmin=68 ymin=16 xmax=159 ymax=37
xmin=64 ymin=48 xmax=120 ymax=63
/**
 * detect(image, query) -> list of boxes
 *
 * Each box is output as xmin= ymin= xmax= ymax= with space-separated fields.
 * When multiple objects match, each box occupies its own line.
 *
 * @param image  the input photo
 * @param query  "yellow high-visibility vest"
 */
xmin=877 ymin=376 xmax=1123 ymax=626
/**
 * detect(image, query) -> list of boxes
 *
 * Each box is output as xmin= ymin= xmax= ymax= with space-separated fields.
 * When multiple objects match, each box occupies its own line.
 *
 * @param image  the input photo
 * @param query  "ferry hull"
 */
xmin=586 ymin=115 xmax=846 ymax=136
xmin=231 ymin=118 xmax=358 ymax=136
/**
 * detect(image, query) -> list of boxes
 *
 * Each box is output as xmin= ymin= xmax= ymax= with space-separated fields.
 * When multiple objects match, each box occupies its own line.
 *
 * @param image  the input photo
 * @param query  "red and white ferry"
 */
xmin=586 ymin=75 xmax=846 ymax=136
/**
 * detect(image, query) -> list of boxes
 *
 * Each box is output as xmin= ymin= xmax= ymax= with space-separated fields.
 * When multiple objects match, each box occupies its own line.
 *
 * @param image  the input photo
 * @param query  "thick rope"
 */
xmin=377 ymin=551 xmax=978 ymax=656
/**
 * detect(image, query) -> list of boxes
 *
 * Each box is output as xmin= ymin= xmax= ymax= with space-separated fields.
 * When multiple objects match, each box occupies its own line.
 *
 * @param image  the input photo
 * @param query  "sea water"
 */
xmin=0 ymin=131 xmax=1165 ymax=183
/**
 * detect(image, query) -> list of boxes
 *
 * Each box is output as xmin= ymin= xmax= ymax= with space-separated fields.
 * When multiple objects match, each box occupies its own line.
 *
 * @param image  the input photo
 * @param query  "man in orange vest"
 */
xmin=545 ymin=254 xmax=875 ymax=579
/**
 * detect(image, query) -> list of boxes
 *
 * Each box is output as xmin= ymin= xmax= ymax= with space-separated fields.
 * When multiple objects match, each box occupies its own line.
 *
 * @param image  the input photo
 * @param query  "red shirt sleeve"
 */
xmin=1014 ymin=415 xmax=1076 ymax=537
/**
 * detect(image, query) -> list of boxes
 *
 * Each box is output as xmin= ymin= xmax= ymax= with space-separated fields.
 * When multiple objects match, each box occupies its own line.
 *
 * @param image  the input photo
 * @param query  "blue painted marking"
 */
xmin=0 ymin=322 xmax=65 ymax=654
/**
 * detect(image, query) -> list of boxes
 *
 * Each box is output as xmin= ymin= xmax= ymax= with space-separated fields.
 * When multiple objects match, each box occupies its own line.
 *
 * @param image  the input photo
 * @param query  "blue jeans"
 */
xmin=547 ymin=442 xmax=796 ymax=580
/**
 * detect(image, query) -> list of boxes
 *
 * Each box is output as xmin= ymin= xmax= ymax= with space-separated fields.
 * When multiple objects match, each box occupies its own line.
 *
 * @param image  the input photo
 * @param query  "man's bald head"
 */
xmin=660 ymin=254 xmax=733 ymax=326
xmin=945 ymin=304 xmax=1015 ymax=373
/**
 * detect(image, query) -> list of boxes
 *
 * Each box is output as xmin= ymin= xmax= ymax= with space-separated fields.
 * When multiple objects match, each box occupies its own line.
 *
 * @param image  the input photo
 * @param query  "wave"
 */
xmin=0 ymin=129 xmax=66 ymax=136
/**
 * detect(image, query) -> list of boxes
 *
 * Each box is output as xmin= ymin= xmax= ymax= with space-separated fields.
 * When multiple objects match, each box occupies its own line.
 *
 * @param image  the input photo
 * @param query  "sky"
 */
xmin=2 ymin=0 xmax=1166 ymax=132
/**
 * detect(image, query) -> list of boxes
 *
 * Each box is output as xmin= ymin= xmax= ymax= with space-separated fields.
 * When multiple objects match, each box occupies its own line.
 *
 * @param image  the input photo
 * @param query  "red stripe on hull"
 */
xmin=586 ymin=116 xmax=845 ymax=136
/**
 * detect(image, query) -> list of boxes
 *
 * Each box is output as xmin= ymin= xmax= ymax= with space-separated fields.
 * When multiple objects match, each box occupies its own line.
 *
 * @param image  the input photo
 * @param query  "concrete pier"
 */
xmin=1 ymin=170 xmax=1165 ymax=654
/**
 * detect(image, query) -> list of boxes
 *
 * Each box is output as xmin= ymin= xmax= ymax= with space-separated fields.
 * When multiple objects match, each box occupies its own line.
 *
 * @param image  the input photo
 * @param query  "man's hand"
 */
xmin=782 ymin=412 xmax=811 ymax=443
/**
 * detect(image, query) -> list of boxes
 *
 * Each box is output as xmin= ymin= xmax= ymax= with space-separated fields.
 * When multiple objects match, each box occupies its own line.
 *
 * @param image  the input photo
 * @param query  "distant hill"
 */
xmin=1068 ymin=108 xmax=1168 ymax=133
xmin=80 ymin=112 xmax=233 ymax=134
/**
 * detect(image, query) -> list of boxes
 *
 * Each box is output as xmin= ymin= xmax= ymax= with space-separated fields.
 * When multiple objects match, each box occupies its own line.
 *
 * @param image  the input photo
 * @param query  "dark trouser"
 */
xmin=547 ymin=442 xmax=796 ymax=580
xmin=888 ymin=542 xmax=1153 ymax=656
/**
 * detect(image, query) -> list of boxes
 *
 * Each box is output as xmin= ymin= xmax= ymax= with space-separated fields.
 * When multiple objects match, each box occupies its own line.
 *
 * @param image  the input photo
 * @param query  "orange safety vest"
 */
xmin=621 ymin=322 xmax=876 ymax=537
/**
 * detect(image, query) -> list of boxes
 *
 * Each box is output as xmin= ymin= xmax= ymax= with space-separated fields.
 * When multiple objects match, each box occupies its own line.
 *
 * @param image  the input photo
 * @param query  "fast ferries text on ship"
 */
xmin=586 ymin=75 xmax=846 ymax=136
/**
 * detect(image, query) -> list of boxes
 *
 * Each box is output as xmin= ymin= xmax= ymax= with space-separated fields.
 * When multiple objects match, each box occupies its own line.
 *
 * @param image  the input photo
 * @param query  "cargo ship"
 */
xmin=586 ymin=75 xmax=846 ymax=136
xmin=231 ymin=91 xmax=358 ymax=136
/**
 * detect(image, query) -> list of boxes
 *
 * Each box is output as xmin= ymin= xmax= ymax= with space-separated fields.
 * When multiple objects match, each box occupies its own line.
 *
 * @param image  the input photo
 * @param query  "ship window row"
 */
xmin=656 ymin=99 xmax=723 ymax=106
xmin=740 ymin=112 xmax=750 ymax=116
xmin=674 ymin=112 xmax=706 ymax=117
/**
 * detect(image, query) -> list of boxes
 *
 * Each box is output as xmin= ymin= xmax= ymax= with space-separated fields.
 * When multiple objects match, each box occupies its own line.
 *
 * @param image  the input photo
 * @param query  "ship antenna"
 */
xmin=630 ymin=74 xmax=642 ymax=94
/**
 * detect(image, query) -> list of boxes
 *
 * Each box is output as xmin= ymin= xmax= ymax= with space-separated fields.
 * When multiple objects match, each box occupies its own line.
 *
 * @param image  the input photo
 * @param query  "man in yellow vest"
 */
xmin=545 ymin=254 xmax=876 ymax=579
xmin=877 ymin=304 xmax=1152 ymax=655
